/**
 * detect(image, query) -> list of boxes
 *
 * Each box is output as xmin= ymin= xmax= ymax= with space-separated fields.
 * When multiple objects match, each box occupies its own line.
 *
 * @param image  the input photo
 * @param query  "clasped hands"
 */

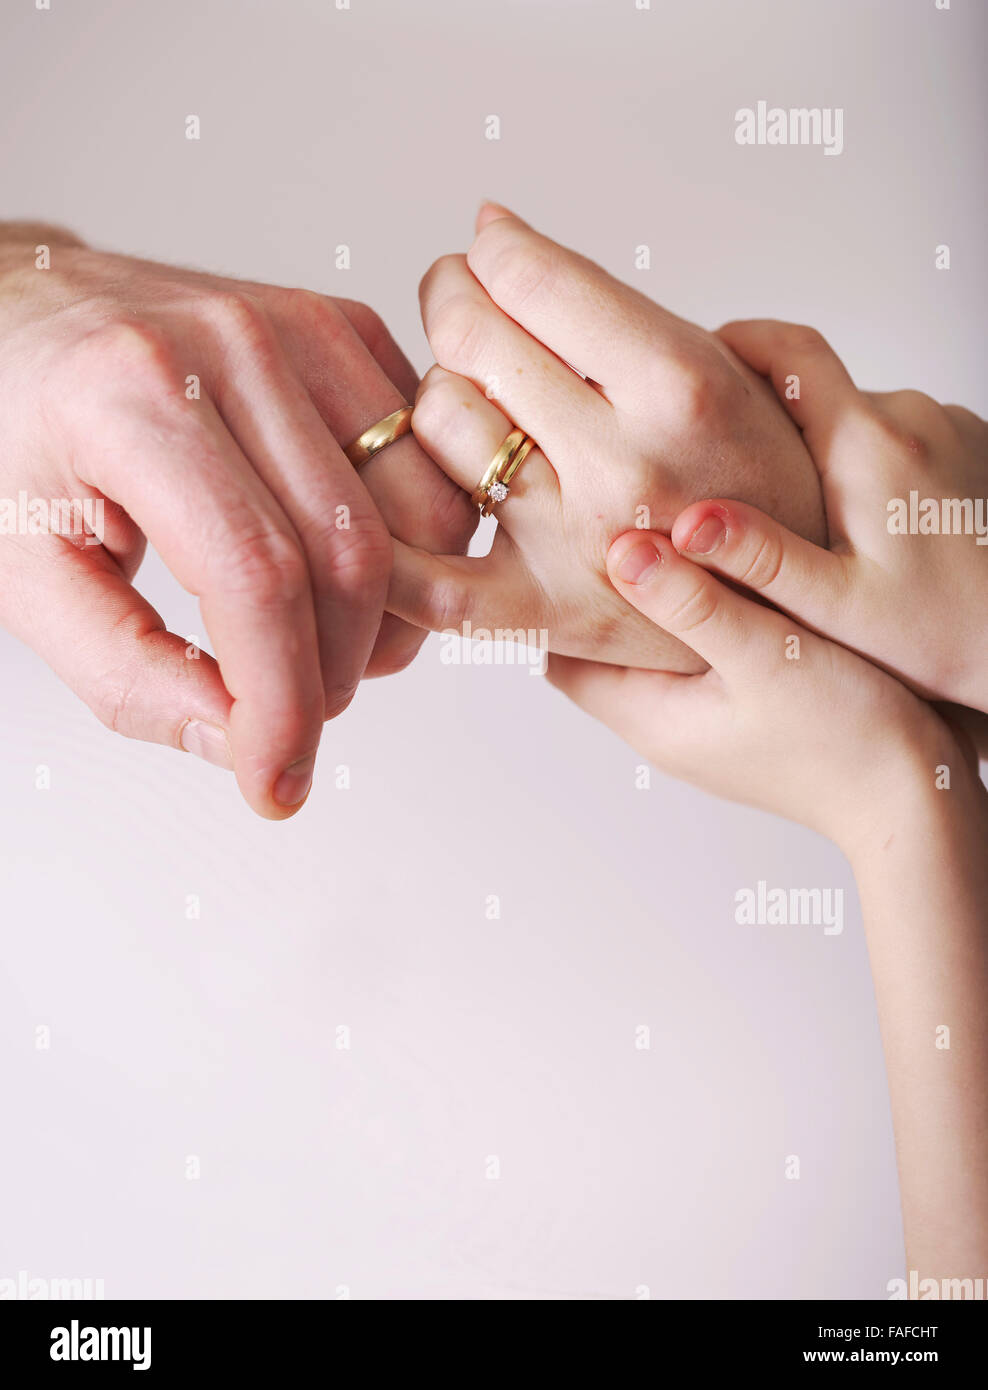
xmin=1 ymin=206 xmax=984 ymax=839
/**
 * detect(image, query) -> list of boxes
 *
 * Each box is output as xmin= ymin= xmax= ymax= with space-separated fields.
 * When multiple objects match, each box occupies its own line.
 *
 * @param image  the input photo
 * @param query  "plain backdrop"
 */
xmin=0 ymin=0 xmax=984 ymax=1299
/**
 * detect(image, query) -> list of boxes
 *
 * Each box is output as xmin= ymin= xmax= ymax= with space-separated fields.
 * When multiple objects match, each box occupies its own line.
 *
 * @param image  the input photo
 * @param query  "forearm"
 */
xmin=850 ymin=751 xmax=988 ymax=1286
xmin=0 ymin=222 xmax=87 ymax=300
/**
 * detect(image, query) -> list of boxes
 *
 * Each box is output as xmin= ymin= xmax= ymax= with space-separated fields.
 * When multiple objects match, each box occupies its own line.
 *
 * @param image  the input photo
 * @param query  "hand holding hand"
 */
xmin=549 ymin=528 xmax=975 ymax=855
xmin=389 ymin=206 xmax=827 ymax=672
xmin=672 ymin=319 xmax=988 ymax=711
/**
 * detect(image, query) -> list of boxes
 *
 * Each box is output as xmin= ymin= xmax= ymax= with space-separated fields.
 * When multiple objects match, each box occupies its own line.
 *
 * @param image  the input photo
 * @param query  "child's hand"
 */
xmin=669 ymin=319 xmax=988 ymax=711
xmin=548 ymin=528 xmax=972 ymax=855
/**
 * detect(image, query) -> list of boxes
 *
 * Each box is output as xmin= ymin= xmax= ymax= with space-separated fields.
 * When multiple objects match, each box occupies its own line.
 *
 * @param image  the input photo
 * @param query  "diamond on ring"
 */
xmin=488 ymin=481 xmax=509 ymax=503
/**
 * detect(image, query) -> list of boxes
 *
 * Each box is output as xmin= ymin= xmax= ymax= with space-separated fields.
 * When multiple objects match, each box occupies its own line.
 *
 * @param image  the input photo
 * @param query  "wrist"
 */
xmin=0 ymin=223 xmax=87 ymax=283
xmin=839 ymin=713 xmax=986 ymax=870
xmin=0 ymin=221 xmax=86 ymax=252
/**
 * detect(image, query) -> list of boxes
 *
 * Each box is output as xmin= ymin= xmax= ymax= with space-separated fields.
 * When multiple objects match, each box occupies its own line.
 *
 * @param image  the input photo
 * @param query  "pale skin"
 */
xmin=551 ymin=530 xmax=988 ymax=1286
xmin=671 ymin=318 xmax=988 ymax=712
xmin=0 ymin=213 xmax=837 ymax=820
xmin=388 ymin=203 xmax=828 ymax=668
xmin=4 ymin=202 xmax=984 ymax=1281
xmin=0 ymin=222 xmax=476 ymax=819
xmin=395 ymin=207 xmax=987 ymax=706
xmin=402 ymin=205 xmax=988 ymax=1285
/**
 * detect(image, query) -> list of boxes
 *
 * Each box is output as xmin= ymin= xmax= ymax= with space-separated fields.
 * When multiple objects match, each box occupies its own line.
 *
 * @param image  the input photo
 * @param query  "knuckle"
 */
xmin=215 ymin=524 xmax=308 ymax=608
xmin=419 ymin=253 xmax=464 ymax=303
xmin=736 ymin=531 xmax=784 ymax=591
xmin=390 ymin=385 xmax=480 ymax=551
xmin=890 ymin=387 xmax=938 ymax=414
xmin=430 ymin=476 xmax=479 ymax=553
xmin=278 ymin=287 xmax=349 ymax=343
xmin=674 ymin=365 xmax=712 ymax=425
xmin=429 ymin=293 xmax=484 ymax=371
xmin=86 ymin=625 xmax=149 ymax=736
xmin=90 ymin=672 xmax=137 ymax=736
xmin=319 ymin=514 xmax=392 ymax=597
xmin=401 ymin=467 xmax=477 ymax=556
xmin=84 ymin=320 xmax=180 ymax=398
xmin=321 ymin=681 xmax=358 ymax=722
xmin=413 ymin=374 xmax=469 ymax=443
xmin=205 ymin=288 xmax=274 ymax=355
xmin=655 ymin=356 xmax=722 ymax=428
xmin=665 ymin=576 xmax=721 ymax=634
xmin=337 ymin=298 xmax=389 ymax=353
xmin=780 ymin=322 xmax=830 ymax=354
xmin=420 ymin=573 xmax=472 ymax=633
xmin=868 ymin=391 xmax=940 ymax=459
xmin=480 ymin=226 xmax=556 ymax=309
xmin=633 ymin=346 xmax=678 ymax=400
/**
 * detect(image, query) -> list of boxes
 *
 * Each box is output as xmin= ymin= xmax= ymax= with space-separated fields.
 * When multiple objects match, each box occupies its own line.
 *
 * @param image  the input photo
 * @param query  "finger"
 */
xmin=388 ymin=535 xmax=540 ymax=636
xmin=1 ymin=535 xmax=234 ymax=765
xmin=336 ymin=297 xmax=421 ymax=403
xmin=475 ymin=200 xmax=519 ymax=235
xmin=943 ymin=402 xmax=988 ymax=447
xmin=934 ymin=703 xmax=988 ymax=771
xmin=546 ymin=653 xmax=714 ymax=766
xmin=236 ymin=279 xmax=420 ymax=401
xmin=606 ymin=531 xmax=793 ymax=678
xmin=714 ymin=320 xmax=866 ymax=471
xmin=669 ymin=498 xmax=850 ymax=633
xmin=466 ymin=205 xmax=698 ymax=404
xmin=197 ymin=294 xmax=393 ymax=720
xmin=412 ymin=366 xmax=559 ymax=524
xmin=419 ymin=253 xmax=609 ymax=466
xmin=68 ymin=323 xmax=327 ymax=818
xmin=262 ymin=289 xmax=476 ymax=557
xmin=262 ymin=289 xmax=478 ymax=676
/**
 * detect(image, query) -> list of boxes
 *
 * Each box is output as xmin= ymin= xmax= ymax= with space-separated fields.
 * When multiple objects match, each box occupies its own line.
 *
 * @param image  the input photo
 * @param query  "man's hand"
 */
xmin=0 ymin=224 xmax=476 ymax=818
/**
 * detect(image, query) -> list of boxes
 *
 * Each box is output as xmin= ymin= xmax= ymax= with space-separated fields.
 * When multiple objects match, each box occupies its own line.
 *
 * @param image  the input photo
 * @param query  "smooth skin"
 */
xmin=395 ymin=205 xmax=988 ymax=1278
xmin=0 ymin=222 xmax=476 ymax=819
xmin=397 ymin=205 xmax=986 ymax=720
xmin=389 ymin=204 xmax=828 ymax=670
xmin=551 ymin=530 xmax=988 ymax=1285
xmin=674 ymin=318 xmax=988 ymax=711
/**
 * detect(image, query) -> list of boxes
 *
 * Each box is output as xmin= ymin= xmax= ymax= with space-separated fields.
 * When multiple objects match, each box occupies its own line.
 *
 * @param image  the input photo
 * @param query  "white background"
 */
xmin=0 ymin=0 xmax=984 ymax=1298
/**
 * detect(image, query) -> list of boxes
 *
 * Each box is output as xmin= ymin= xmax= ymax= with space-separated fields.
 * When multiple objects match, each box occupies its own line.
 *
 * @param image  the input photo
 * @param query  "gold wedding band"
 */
xmin=472 ymin=428 xmax=536 ymax=516
xmin=344 ymin=406 xmax=413 ymax=469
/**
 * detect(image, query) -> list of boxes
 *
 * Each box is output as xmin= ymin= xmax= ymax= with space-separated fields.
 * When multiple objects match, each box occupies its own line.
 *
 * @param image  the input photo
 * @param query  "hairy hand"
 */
xmin=0 ymin=229 xmax=475 ymax=817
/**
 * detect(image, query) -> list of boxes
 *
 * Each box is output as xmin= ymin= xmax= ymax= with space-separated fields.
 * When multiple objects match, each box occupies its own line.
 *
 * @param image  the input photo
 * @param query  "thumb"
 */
xmin=669 ymin=499 xmax=849 ymax=633
xmin=475 ymin=201 xmax=525 ymax=235
xmin=3 ymin=541 xmax=234 ymax=768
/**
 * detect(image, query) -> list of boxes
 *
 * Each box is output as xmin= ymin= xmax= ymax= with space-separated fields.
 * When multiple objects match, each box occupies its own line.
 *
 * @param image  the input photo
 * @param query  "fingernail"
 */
xmin=614 ymin=538 xmax=662 ymax=584
xmin=685 ymin=515 xmax=726 ymax=555
xmin=180 ymin=719 xmax=234 ymax=771
xmin=274 ymin=754 xmax=315 ymax=807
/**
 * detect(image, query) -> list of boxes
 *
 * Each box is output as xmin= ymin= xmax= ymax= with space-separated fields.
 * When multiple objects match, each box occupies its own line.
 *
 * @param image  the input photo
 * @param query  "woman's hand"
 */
xmin=666 ymin=319 xmax=988 ymax=711
xmin=0 ymin=224 xmax=475 ymax=818
xmin=389 ymin=205 xmax=826 ymax=672
xmin=548 ymin=527 xmax=973 ymax=855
